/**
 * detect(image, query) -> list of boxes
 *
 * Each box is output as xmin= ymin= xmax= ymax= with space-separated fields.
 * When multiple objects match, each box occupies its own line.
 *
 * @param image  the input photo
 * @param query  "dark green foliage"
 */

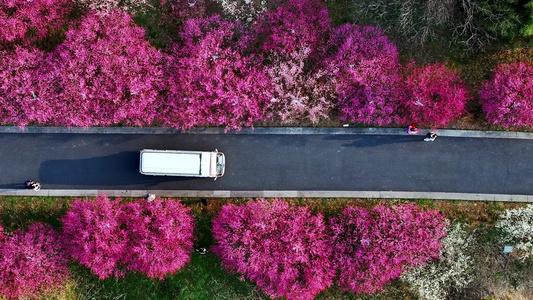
xmin=131 ymin=0 xmax=182 ymax=49
xmin=327 ymin=0 xmax=523 ymax=54
xmin=522 ymin=1 xmax=533 ymax=36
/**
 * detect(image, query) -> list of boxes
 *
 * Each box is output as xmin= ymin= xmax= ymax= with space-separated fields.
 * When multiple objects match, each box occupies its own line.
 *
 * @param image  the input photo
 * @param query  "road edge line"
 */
xmin=0 ymin=190 xmax=531 ymax=202
xmin=1 ymin=126 xmax=532 ymax=139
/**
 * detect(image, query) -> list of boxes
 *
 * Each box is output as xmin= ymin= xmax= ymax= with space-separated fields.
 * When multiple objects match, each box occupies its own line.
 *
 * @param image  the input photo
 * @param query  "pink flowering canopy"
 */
xmin=479 ymin=62 xmax=533 ymax=128
xmin=163 ymin=0 xmax=211 ymax=22
xmin=0 ymin=0 xmax=72 ymax=48
xmin=0 ymin=47 xmax=45 ymax=127
xmin=263 ymin=48 xmax=336 ymax=124
xmin=62 ymin=195 xmax=195 ymax=280
xmin=325 ymin=24 xmax=403 ymax=126
xmin=243 ymin=0 xmax=335 ymax=124
xmin=329 ymin=203 xmax=447 ymax=294
xmin=61 ymin=195 xmax=127 ymax=280
xmin=0 ymin=223 xmax=70 ymax=299
xmin=400 ymin=63 xmax=469 ymax=126
xmin=248 ymin=0 xmax=331 ymax=55
xmin=212 ymin=199 xmax=335 ymax=300
xmin=161 ymin=15 xmax=269 ymax=130
xmin=35 ymin=9 xmax=163 ymax=127
xmin=120 ymin=198 xmax=195 ymax=279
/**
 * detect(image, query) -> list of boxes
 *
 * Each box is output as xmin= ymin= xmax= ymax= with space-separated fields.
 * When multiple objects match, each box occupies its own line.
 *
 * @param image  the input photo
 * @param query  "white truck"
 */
xmin=139 ymin=149 xmax=225 ymax=179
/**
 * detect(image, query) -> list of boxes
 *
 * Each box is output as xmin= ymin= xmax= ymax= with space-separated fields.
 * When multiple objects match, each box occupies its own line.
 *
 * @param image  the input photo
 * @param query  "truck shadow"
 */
xmin=39 ymin=151 xmax=192 ymax=187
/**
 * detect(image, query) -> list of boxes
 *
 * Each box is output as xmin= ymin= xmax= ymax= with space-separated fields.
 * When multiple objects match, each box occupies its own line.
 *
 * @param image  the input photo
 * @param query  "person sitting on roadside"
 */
xmin=425 ymin=132 xmax=437 ymax=141
xmin=24 ymin=180 xmax=34 ymax=189
xmin=24 ymin=180 xmax=41 ymax=190
xmin=408 ymin=124 xmax=419 ymax=134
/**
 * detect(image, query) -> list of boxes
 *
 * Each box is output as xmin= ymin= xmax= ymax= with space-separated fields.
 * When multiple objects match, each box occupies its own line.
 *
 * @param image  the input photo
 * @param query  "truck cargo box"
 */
xmin=140 ymin=149 xmax=225 ymax=178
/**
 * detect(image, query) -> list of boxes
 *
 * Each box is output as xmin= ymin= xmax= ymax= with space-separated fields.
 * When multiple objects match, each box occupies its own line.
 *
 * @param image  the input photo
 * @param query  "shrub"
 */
xmin=61 ymin=195 xmax=127 ymax=279
xmin=401 ymin=63 xmax=469 ymax=126
xmin=0 ymin=215 xmax=3 ymax=242
xmin=161 ymin=15 xmax=269 ymax=130
xmin=479 ymin=62 xmax=533 ymax=128
xmin=329 ymin=203 xmax=448 ymax=294
xmin=0 ymin=223 xmax=69 ymax=299
xmin=0 ymin=0 xmax=72 ymax=48
xmin=402 ymin=223 xmax=475 ymax=300
xmin=325 ymin=24 xmax=403 ymax=126
xmin=121 ymin=198 xmax=195 ymax=279
xmin=212 ymin=199 xmax=334 ymax=300
xmin=0 ymin=47 xmax=45 ymax=127
xmin=496 ymin=204 xmax=533 ymax=260
xmin=36 ymin=9 xmax=163 ymax=127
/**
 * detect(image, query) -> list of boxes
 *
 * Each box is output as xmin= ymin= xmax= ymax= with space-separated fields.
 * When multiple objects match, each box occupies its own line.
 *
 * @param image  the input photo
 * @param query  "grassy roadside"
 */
xmin=0 ymin=196 xmax=530 ymax=299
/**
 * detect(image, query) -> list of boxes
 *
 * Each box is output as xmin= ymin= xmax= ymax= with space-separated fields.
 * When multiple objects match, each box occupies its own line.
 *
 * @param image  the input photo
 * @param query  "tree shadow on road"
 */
xmin=324 ymin=135 xmax=421 ymax=147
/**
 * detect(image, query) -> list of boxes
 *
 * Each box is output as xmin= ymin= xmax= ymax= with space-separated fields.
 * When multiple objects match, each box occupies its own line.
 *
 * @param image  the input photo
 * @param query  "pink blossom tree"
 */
xmin=62 ymin=195 xmax=196 ymax=280
xmin=120 ymin=198 xmax=195 ymax=279
xmin=161 ymin=15 xmax=269 ymax=130
xmin=263 ymin=48 xmax=336 ymax=124
xmin=329 ymin=203 xmax=447 ymax=294
xmin=61 ymin=195 xmax=127 ymax=279
xmin=0 ymin=223 xmax=69 ymax=299
xmin=479 ymin=62 xmax=533 ymax=128
xmin=400 ymin=63 xmax=470 ymax=127
xmin=242 ymin=0 xmax=335 ymax=124
xmin=0 ymin=47 xmax=45 ymax=127
xmin=325 ymin=24 xmax=404 ymax=126
xmin=247 ymin=0 xmax=331 ymax=55
xmin=0 ymin=0 xmax=73 ymax=48
xmin=212 ymin=199 xmax=334 ymax=300
xmin=36 ymin=9 xmax=163 ymax=127
xmin=163 ymin=0 xmax=211 ymax=21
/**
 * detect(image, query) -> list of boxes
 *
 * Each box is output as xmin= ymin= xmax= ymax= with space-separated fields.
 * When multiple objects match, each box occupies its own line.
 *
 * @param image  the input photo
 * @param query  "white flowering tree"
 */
xmin=264 ymin=48 xmax=336 ymax=124
xmin=75 ymin=0 xmax=155 ymax=13
xmin=496 ymin=205 xmax=533 ymax=260
xmin=401 ymin=223 xmax=475 ymax=300
xmin=215 ymin=0 xmax=267 ymax=22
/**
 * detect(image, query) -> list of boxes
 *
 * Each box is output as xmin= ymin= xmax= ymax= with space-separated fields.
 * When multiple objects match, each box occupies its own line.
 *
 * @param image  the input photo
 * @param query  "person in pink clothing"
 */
xmin=408 ymin=123 xmax=419 ymax=134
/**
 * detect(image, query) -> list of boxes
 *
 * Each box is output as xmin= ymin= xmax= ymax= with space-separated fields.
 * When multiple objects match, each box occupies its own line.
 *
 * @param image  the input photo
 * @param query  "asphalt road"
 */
xmin=0 ymin=132 xmax=530 ymax=194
